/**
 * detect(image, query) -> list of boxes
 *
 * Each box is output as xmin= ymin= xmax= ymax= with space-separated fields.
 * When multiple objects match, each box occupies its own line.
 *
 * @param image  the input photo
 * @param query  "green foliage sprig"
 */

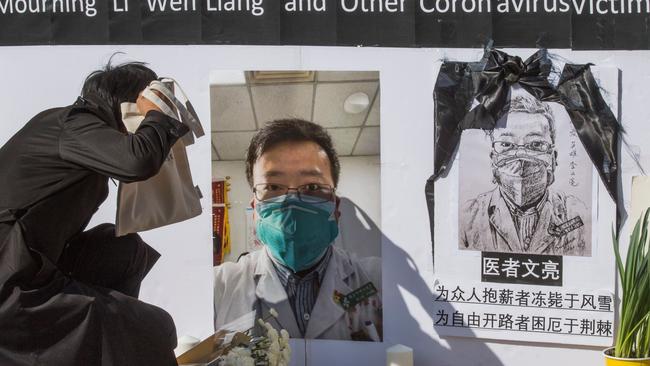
xmin=612 ymin=209 xmax=650 ymax=358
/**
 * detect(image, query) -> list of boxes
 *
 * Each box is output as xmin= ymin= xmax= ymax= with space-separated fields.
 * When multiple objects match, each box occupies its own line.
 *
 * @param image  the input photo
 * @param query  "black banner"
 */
xmin=1 ymin=0 xmax=650 ymax=48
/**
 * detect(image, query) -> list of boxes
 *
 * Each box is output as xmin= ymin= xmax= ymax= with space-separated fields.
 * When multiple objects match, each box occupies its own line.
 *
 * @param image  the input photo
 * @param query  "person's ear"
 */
xmin=250 ymin=197 xmax=258 ymax=222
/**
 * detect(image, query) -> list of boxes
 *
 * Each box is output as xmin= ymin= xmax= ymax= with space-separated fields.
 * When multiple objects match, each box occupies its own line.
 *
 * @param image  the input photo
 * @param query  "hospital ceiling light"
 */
xmin=343 ymin=92 xmax=370 ymax=114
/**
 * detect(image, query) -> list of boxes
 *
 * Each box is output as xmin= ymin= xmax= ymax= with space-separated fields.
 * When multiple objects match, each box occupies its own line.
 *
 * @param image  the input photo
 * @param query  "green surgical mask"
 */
xmin=255 ymin=194 xmax=339 ymax=272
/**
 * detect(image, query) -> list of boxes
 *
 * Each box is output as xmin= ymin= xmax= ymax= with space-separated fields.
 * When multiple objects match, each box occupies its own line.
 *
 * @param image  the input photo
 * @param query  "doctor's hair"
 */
xmin=245 ymin=119 xmax=340 ymax=188
xmin=81 ymin=55 xmax=158 ymax=124
xmin=490 ymin=94 xmax=556 ymax=143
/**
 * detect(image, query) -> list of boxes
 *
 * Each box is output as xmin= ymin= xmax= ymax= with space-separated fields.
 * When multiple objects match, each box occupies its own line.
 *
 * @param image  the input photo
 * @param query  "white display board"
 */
xmin=0 ymin=46 xmax=648 ymax=366
xmin=433 ymin=69 xmax=618 ymax=347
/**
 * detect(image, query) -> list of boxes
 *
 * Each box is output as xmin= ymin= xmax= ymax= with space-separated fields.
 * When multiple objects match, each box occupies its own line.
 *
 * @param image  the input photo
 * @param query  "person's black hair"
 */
xmin=245 ymin=119 xmax=341 ymax=187
xmin=81 ymin=55 xmax=158 ymax=125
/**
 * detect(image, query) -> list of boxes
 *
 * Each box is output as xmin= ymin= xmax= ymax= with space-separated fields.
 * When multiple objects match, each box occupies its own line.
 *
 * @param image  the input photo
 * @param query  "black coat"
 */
xmin=0 ymin=94 xmax=189 ymax=366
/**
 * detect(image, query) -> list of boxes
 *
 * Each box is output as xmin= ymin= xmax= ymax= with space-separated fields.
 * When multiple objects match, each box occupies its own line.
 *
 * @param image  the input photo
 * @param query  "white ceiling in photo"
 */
xmin=210 ymin=71 xmax=380 ymax=161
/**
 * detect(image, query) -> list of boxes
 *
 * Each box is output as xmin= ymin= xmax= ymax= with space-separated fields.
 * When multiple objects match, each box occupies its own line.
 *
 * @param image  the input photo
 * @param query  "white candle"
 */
xmin=386 ymin=344 xmax=413 ymax=366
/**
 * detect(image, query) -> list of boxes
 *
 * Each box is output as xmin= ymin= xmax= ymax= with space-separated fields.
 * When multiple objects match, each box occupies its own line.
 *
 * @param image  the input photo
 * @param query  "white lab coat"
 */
xmin=214 ymin=246 xmax=382 ymax=341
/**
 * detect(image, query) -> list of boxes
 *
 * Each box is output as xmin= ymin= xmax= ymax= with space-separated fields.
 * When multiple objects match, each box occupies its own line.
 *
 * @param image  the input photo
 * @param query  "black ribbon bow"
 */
xmin=425 ymin=48 xmax=622 ymax=243
xmin=460 ymin=49 xmax=561 ymax=131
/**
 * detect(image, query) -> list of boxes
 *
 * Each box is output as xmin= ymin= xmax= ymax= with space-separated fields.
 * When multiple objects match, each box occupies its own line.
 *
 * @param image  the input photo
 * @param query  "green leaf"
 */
xmin=614 ymin=208 xmax=650 ymax=358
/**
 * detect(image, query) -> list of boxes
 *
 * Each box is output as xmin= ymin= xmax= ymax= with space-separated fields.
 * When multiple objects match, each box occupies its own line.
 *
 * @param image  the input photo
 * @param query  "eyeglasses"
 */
xmin=253 ymin=183 xmax=335 ymax=203
xmin=492 ymin=140 xmax=554 ymax=154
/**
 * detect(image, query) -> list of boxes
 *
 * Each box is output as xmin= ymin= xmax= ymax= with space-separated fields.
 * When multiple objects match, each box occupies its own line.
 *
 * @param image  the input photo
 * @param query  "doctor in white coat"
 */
xmin=214 ymin=119 xmax=382 ymax=341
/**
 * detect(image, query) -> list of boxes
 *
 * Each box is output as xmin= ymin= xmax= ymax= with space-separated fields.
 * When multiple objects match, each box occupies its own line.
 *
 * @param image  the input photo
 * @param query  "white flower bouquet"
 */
xmin=176 ymin=309 xmax=291 ymax=366
xmin=176 ymin=308 xmax=288 ymax=366
xmin=217 ymin=319 xmax=291 ymax=366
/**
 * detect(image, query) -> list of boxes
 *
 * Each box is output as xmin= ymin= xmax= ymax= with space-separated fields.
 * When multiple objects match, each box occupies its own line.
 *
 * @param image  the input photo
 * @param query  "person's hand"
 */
xmin=136 ymin=91 xmax=163 ymax=115
xmin=137 ymin=89 xmax=177 ymax=116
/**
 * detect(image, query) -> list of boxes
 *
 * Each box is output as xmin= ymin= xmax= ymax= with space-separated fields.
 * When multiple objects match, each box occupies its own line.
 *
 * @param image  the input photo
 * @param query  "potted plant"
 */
xmin=605 ymin=209 xmax=650 ymax=365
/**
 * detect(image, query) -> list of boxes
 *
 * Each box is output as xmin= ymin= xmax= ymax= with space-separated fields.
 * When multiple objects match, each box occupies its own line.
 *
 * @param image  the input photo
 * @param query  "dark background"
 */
xmin=1 ymin=0 xmax=649 ymax=48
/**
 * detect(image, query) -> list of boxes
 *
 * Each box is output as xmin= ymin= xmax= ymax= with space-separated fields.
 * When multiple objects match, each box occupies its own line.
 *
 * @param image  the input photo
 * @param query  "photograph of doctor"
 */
xmin=460 ymin=94 xmax=589 ymax=256
xmin=214 ymin=119 xmax=382 ymax=341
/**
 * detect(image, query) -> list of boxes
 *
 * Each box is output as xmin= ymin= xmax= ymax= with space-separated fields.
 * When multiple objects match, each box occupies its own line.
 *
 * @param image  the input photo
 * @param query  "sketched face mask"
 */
xmin=255 ymin=194 xmax=339 ymax=272
xmin=493 ymin=154 xmax=554 ymax=208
